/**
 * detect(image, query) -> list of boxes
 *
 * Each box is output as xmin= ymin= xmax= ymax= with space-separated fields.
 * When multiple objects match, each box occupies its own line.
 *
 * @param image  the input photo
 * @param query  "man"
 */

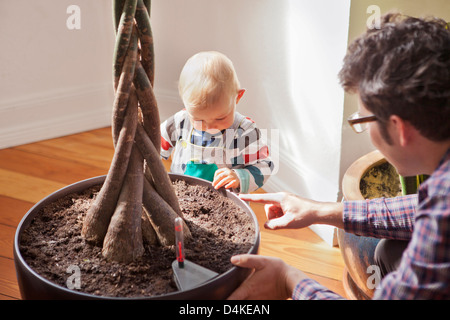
xmin=228 ymin=13 xmax=450 ymax=300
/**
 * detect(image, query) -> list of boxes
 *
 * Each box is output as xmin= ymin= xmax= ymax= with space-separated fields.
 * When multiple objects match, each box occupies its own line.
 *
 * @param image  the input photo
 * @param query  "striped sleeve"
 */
xmin=231 ymin=120 xmax=274 ymax=193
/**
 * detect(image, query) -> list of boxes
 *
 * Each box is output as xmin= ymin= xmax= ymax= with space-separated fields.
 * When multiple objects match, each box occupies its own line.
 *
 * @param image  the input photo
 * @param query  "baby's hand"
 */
xmin=212 ymin=168 xmax=240 ymax=190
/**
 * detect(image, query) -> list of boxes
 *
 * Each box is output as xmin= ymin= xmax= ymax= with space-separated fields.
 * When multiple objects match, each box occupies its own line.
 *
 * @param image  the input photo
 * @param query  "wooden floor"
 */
xmin=0 ymin=127 xmax=346 ymax=300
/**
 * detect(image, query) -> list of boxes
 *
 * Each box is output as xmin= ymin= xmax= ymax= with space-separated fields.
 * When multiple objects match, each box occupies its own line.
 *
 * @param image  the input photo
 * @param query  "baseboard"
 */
xmin=0 ymin=86 xmax=181 ymax=150
xmin=0 ymin=83 xmax=114 ymax=149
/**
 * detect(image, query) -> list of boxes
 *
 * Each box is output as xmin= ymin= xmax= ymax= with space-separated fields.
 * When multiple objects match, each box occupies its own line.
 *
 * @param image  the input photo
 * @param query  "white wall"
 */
xmin=0 ymin=1 xmax=114 ymax=149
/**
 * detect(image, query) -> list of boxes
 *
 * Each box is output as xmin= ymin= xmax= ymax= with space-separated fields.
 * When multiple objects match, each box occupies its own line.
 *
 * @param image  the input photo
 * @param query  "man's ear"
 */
xmin=236 ymin=89 xmax=246 ymax=104
xmin=390 ymin=115 xmax=413 ymax=147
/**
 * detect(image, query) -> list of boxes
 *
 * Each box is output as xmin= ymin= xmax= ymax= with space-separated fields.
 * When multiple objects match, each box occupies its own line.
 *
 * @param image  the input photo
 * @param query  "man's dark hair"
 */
xmin=339 ymin=13 xmax=450 ymax=142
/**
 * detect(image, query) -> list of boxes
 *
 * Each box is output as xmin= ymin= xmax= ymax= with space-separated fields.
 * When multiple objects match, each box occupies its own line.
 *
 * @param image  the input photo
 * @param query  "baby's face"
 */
xmin=187 ymin=96 xmax=235 ymax=134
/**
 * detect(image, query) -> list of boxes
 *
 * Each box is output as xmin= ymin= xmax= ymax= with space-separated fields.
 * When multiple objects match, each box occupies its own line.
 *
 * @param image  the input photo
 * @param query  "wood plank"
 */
xmin=0 ymin=168 xmax=66 ymax=203
xmin=0 ymin=196 xmax=33 ymax=228
xmin=71 ymin=127 xmax=114 ymax=149
xmin=259 ymin=230 xmax=344 ymax=281
xmin=0 ymin=257 xmax=20 ymax=299
xmin=0 ymin=293 xmax=18 ymax=300
xmin=162 ymin=158 xmax=171 ymax=173
xmin=0 ymin=224 xmax=15 ymax=259
xmin=15 ymin=136 xmax=114 ymax=170
xmin=0 ymin=148 xmax=108 ymax=185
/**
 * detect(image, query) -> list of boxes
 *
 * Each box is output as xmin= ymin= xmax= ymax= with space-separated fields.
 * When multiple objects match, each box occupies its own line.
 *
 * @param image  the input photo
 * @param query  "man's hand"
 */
xmin=239 ymin=192 xmax=344 ymax=230
xmin=227 ymin=254 xmax=306 ymax=300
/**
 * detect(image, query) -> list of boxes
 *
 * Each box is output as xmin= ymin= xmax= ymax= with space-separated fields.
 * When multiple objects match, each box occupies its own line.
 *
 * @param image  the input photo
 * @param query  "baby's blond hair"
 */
xmin=178 ymin=51 xmax=241 ymax=110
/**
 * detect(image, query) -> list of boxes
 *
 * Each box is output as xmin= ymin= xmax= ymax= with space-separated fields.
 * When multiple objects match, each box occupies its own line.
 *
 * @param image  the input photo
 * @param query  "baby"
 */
xmin=160 ymin=51 xmax=274 ymax=193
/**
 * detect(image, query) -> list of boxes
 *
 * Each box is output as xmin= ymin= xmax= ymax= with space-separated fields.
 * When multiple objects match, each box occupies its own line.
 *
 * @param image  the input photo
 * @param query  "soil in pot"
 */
xmin=18 ymin=179 xmax=255 ymax=298
xmin=360 ymin=161 xmax=402 ymax=199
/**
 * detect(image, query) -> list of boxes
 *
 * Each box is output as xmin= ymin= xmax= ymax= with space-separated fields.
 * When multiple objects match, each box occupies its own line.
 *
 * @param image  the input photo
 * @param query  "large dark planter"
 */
xmin=13 ymin=174 xmax=260 ymax=300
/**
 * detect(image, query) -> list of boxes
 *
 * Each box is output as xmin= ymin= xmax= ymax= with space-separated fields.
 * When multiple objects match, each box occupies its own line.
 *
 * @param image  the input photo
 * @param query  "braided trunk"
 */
xmin=82 ymin=0 xmax=191 ymax=263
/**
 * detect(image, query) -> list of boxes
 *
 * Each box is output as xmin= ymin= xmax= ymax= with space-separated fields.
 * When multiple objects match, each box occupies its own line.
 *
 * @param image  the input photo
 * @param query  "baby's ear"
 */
xmin=236 ymin=89 xmax=246 ymax=104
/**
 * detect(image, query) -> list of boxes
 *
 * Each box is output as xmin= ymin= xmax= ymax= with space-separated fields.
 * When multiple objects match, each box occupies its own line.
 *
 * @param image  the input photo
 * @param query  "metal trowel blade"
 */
xmin=172 ymin=259 xmax=219 ymax=291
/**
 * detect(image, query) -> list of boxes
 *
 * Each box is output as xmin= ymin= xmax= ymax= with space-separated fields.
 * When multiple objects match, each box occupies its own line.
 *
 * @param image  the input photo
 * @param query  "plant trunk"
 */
xmin=82 ymin=0 xmax=191 ymax=263
xmin=102 ymin=147 xmax=144 ymax=262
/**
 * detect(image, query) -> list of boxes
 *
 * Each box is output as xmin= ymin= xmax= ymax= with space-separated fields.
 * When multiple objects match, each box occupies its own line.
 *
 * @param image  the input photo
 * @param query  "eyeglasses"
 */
xmin=348 ymin=111 xmax=377 ymax=133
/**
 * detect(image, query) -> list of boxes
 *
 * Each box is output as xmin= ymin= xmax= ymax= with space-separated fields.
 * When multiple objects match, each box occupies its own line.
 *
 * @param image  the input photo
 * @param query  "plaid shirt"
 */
xmin=293 ymin=149 xmax=450 ymax=300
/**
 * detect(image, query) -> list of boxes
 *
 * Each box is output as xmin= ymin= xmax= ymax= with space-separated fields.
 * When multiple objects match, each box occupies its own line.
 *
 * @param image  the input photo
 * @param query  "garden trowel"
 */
xmin=172 ymin=217 xmax=218 ymax=291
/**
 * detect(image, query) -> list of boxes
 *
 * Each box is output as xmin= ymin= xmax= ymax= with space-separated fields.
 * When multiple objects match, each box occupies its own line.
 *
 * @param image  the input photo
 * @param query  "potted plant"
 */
xmin=13 ymin=0 xmax=260 ymax=300
xmin=339 ymin=150 xmax=426 ymax=299
xmin=338 ymin=150 xmax=387 ymax=300
xmin=14 ymin=174 xmax=260 ymax=300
